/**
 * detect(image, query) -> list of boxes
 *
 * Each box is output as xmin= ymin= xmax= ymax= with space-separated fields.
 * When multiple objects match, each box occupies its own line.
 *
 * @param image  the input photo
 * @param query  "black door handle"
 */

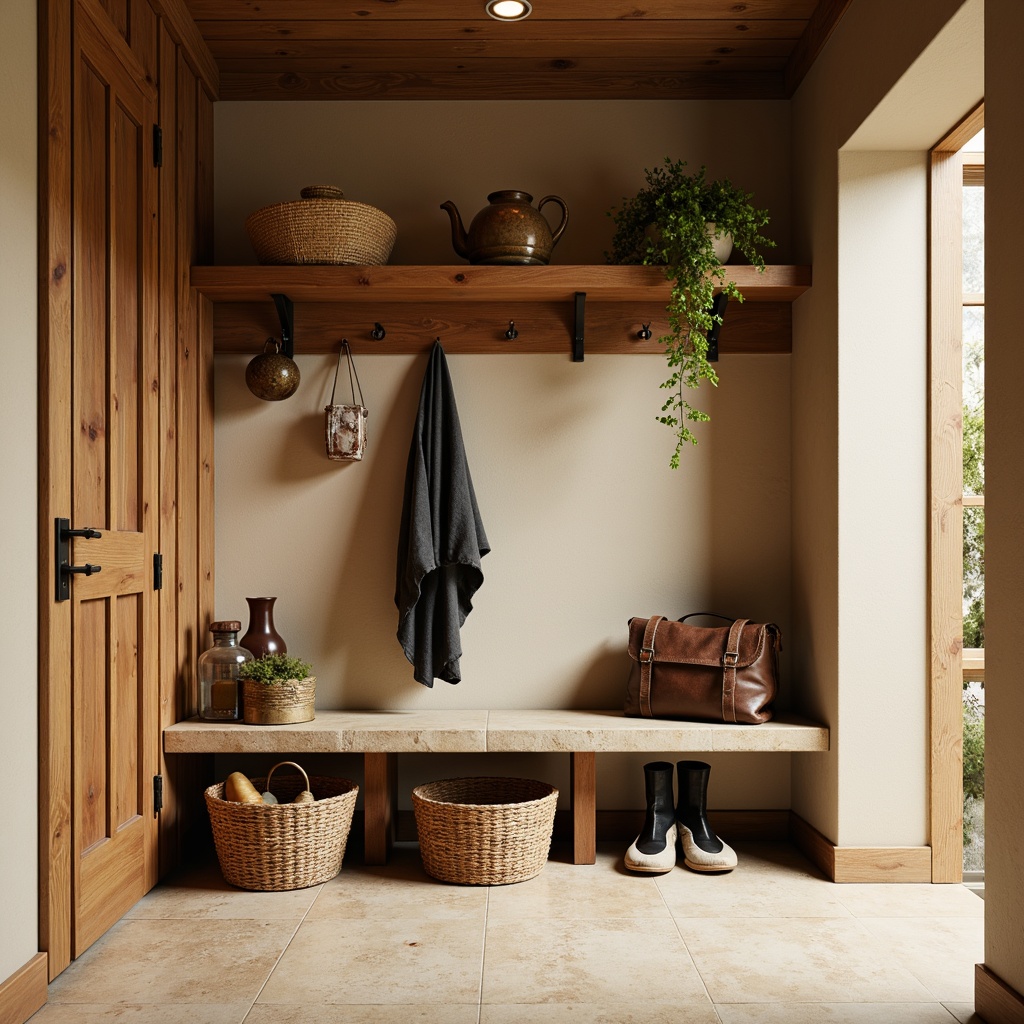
xmin=55 ymin=517 xmax=103 ymax=601
xmin=63 ymin=526 xmax=101 ymax=540
xmin=63 ymin=562 xmax=102 ymax=577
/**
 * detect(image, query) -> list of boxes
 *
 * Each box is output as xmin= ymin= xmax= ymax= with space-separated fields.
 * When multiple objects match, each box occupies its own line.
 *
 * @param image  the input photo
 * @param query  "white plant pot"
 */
xmin=706 ymin=222 xmax=734 ymax=264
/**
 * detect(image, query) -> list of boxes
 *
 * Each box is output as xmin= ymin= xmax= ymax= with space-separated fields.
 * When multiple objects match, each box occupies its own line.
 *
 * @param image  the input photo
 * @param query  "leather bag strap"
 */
xmin=638 ymin=615 xmax=663 ymax=718
xmin=679 ymin=611 xmax=735 ymax=624
xmin=721 ymin=618 xmax=748 ymax=724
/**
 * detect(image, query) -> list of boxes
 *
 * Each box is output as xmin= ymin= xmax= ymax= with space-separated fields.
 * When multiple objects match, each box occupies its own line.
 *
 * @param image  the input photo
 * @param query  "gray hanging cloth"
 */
xmin=395 ymin=341 xmax=490 ymax=686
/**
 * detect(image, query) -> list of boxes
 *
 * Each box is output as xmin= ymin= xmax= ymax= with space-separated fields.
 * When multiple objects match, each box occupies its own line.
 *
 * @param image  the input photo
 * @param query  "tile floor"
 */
xmin=35 ymin=841 xmax=984 ymax=1024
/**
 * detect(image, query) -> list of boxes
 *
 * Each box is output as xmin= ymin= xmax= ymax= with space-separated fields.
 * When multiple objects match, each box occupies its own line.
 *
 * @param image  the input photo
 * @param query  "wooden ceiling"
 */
xmin=183 ymin=0 xmax=853 ymax=102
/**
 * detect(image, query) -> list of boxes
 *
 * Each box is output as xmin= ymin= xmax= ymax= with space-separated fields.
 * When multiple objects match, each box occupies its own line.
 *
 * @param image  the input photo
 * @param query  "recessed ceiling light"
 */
xmin=485 ymin=0 xmax=532 ymax=21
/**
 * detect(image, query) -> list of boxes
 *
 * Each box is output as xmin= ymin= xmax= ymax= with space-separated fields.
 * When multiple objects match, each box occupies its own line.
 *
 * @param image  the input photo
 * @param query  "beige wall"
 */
xmin=213 ymin=100 xmax=795 ymax=810
xmin=983 ymin=0 xmax=1024 ymax=999
xmin=790 ymin=0 xmax=981 ymax=845
xmin=0 ymin=0 xmax=38 ymax=982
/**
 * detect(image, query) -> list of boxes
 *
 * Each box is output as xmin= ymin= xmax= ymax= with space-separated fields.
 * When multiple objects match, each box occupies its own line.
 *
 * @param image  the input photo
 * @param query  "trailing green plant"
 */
xmin=608 ymin=159 xmax=774 ymax=467
xmin=238 ymin=652 xmax=313 ymax=684
xmin=962 ymin=692 xmax=985 ymax=847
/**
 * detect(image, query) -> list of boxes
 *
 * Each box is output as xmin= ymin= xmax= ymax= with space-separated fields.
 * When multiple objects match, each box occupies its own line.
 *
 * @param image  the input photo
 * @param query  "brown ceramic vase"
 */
xmin=240 ymin=596 xmax=287 ymax=660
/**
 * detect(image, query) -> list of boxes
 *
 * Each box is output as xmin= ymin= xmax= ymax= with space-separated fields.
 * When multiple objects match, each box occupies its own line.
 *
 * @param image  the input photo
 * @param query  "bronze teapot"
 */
xmin=441 ymin=190 xmax=568 ymax=265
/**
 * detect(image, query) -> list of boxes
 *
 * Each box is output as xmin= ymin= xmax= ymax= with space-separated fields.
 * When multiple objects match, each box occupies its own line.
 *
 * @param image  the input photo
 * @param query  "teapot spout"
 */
xmin=440 ymin=200 xmax=470 ymax=259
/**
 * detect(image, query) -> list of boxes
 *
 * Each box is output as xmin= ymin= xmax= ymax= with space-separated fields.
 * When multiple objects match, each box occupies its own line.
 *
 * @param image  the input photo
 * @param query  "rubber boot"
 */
xmin=624 ymin=761 xmax=678 ymax=873
xmin=675 ymin=760 xmax=737 ymax=872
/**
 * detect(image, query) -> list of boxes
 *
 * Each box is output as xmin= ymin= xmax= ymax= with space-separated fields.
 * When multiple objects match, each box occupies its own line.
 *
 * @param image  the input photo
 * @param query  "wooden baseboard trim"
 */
xmin=788 ymin=812 xmax=932 ymax=882
xmin=0 ymin=952 xmax=47 ymax=1024
xmin=976 ymin=964 xmax=1024 ymax=1024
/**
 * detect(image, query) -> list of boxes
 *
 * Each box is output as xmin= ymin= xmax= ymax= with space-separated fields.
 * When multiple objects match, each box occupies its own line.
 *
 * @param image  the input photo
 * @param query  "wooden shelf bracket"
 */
xmin=573 ymin=291 xmax=586 ymax=362
xmin=270 ymin=292 xmax=295 ymax=359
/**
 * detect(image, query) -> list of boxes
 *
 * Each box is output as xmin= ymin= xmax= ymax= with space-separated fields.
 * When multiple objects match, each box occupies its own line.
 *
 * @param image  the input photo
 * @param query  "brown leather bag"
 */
xmin=623 ymin=613 xmax=781 ymax=724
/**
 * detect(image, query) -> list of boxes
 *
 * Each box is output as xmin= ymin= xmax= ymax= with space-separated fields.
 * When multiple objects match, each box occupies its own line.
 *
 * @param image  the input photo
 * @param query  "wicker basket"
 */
xmin=245 ymin=185 xmax=397 ymax=266
xmin=206 ymin=761 xmax=358 ymax=891
xmin=412 ymin=776 xmax=558 ymax=886
xmin=242 ymin=675 xmax=316 ymax=725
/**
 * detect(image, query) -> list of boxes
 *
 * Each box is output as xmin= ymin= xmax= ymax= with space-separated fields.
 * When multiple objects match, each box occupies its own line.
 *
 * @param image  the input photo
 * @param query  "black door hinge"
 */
xmin=153 ymin=552 xmax=163 ymax=590
xmin=153 ymin=124 xmax=163 ymax=168
xmin=153 ymin=774 xmax=164 ymax=816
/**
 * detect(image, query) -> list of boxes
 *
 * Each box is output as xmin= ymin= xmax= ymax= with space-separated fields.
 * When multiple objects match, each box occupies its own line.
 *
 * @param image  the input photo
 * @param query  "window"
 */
xmin=960 ymin=136 xmax=985 ymax=879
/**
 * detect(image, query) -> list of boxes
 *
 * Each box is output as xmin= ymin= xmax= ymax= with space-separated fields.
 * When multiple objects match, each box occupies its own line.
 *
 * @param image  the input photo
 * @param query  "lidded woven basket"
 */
xmin=245 ymin=184 xmax=397 ymax=266
xmin=205 ymin=761 xmax=358 ymax=891
xmin=412 ymin=776 xmax=558 ymax=885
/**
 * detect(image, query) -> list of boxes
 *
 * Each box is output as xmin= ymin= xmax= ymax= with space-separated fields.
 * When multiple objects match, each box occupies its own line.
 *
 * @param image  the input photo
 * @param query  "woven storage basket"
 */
xmin=412 ymin=776 xmax=558 ymax=885
xmin=242 ymin=675 xmax=316 ymax=725
xmin=206 ymin=761 xmax=358 ymax=891
xmin=245 ymin=185 xmax=397 ymax=266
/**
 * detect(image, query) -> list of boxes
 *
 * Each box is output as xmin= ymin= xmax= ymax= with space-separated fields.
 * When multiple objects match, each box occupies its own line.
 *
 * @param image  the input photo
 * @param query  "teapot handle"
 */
xmin=538 ymin=195 xmax=569 ymax=246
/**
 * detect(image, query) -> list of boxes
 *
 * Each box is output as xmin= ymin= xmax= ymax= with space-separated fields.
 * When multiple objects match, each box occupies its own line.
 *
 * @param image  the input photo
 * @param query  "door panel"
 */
xmin=70 ymin=0 xmax=159 ymax=959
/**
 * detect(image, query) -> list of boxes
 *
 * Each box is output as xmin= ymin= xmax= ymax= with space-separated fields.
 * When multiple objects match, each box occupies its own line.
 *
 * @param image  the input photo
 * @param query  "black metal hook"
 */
xmin=271 ymin=293 xmax=294 ymax=359
xmin=637 ymin=323 xmax=652 ymax=341
xmin=505 ymin=321 xmax=519 ymax=341
xmin=371 ymin=322 xmax=386 ymax=341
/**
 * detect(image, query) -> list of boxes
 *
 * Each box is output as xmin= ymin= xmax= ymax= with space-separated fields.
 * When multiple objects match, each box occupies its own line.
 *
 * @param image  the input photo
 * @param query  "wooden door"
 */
xmin=68 ymin=0 xmax=160 ymax=957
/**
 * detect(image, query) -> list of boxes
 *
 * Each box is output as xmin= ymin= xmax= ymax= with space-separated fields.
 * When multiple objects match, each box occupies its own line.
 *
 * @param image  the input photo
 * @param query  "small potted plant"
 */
xmin=238 ymin=653 xmax=316 ymax=725
xmin=608 ymin=159 xmax=775 ymax=467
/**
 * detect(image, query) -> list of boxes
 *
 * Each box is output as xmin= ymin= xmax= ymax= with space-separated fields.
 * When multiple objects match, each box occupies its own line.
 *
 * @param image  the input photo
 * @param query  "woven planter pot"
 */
xmin=242 ymin=675 xmax=316 ymax=725
xmin=205 ymin=762 xmax=358 ymax=891
xmin=245 ymin=184 xmax=397 ymax=266
xmin=412 ymin=776 xmax=558 ymax=886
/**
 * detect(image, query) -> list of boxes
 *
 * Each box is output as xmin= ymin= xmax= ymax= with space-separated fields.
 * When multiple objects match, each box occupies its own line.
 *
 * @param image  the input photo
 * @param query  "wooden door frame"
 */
xmin=38 ymin=0 xmax=75 ymax=978
xmin=928 ymin=100 xmax=984 ymax=883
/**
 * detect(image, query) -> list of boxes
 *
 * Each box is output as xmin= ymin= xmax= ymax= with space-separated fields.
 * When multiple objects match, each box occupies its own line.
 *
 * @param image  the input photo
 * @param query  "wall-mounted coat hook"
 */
xmin=271 ymin=293 xmax=294 ymax=359
xmin=371 ymin=322 xmax=386 ymax=341
xmin=705 ymin=293 xmax=728 ymax=363
xmin=637 ymin=323 xmax=652 ymax=341
xmin=504 ymin=321 xmax=519 ymax=341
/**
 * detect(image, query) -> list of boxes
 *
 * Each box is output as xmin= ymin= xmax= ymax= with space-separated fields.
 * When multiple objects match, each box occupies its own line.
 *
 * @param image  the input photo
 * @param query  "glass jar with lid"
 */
xmin=198 ymin=620 xmax=254 ymax=721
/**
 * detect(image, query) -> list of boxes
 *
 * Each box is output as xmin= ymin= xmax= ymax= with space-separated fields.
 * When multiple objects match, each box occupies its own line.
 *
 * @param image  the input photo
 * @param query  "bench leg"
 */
xmin=570 ymin=751 xmax=596 ymax=864
xmin=363 ymin=752 xmax=397 ymax=865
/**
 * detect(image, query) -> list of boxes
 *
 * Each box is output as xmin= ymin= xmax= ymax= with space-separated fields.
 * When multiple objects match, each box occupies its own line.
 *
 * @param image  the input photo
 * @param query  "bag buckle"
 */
xmin=639 ymin=646 xmax=655 ymax=664
xmin=723 ymin=651 xmax=739 ymax=667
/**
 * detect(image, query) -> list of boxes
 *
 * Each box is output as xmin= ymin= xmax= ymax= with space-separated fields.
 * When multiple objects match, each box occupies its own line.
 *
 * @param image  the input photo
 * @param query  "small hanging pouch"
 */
xmin=325 ymin=340 xmax=368 ymax=461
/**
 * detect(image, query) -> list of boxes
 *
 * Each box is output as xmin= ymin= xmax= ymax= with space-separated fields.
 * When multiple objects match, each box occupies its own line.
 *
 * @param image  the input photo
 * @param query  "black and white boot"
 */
xmin=624 ymin=761 xmax=678 ymax=873
xmin=675 ymin=760 xmax=737 ymax=872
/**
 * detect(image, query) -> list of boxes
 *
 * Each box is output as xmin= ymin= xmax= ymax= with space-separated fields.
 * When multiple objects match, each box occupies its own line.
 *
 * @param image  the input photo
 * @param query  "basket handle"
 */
xmin=265 ymin=760 xmax=310 ymax=798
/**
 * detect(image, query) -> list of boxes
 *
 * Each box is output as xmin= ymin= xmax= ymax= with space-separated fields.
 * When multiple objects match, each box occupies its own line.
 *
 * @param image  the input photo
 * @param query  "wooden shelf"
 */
xmin=191 ymin=263 xmax=810 ymax=356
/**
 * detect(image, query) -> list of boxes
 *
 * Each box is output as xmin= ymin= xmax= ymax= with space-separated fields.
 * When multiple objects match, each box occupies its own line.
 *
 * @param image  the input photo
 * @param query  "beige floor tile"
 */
xmin=943 ymin=1001 xmax=982 ymax=1023
xmin=482 ymin=918 xmax=707 ymax=1004
xmin=655 ymin=845 xmax=851 ymax=920
xmin=859 ymin=917 xmax=985 ymax=1002
xmin=46 ymin=918 xmax=297 ymax=1005
xmin=480 ymin=1002 xmax=721 ymax=1023
xmin=715 ymin=1003 xmax=965 ymax=1023
xmin=835 ymin=884 xmax=984 ymax=919
xmin=306 ymin=846 xmax=488 ymax=921
xmin=257 ymin=916 xmax=485 ymax=1005
xmin=27 ymin=1005 xmax=249 ymax=1023
xmin=244 ymin=1005 xmax=480 ymax=1023
xmin=681 ymin=917 xmax=934 ymax=1003
xmin=126 ymin=859 xmax=322 ymax=920
xmin=487 ymin=847 xmax=671 ymax=920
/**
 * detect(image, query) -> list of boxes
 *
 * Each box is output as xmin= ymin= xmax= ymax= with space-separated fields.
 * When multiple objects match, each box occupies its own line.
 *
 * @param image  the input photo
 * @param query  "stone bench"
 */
xmin=163 ymin=708 xmax=829 ymax=865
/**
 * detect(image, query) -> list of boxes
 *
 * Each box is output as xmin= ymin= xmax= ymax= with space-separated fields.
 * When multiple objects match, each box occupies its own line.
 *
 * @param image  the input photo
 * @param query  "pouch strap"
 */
xmin=721 ymin=617 xmax=748 ymax=724
xmin=638 ymin=615 xmax=663 ymax=718
xmin=329 ymin=339 xmax=366 ymax=409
